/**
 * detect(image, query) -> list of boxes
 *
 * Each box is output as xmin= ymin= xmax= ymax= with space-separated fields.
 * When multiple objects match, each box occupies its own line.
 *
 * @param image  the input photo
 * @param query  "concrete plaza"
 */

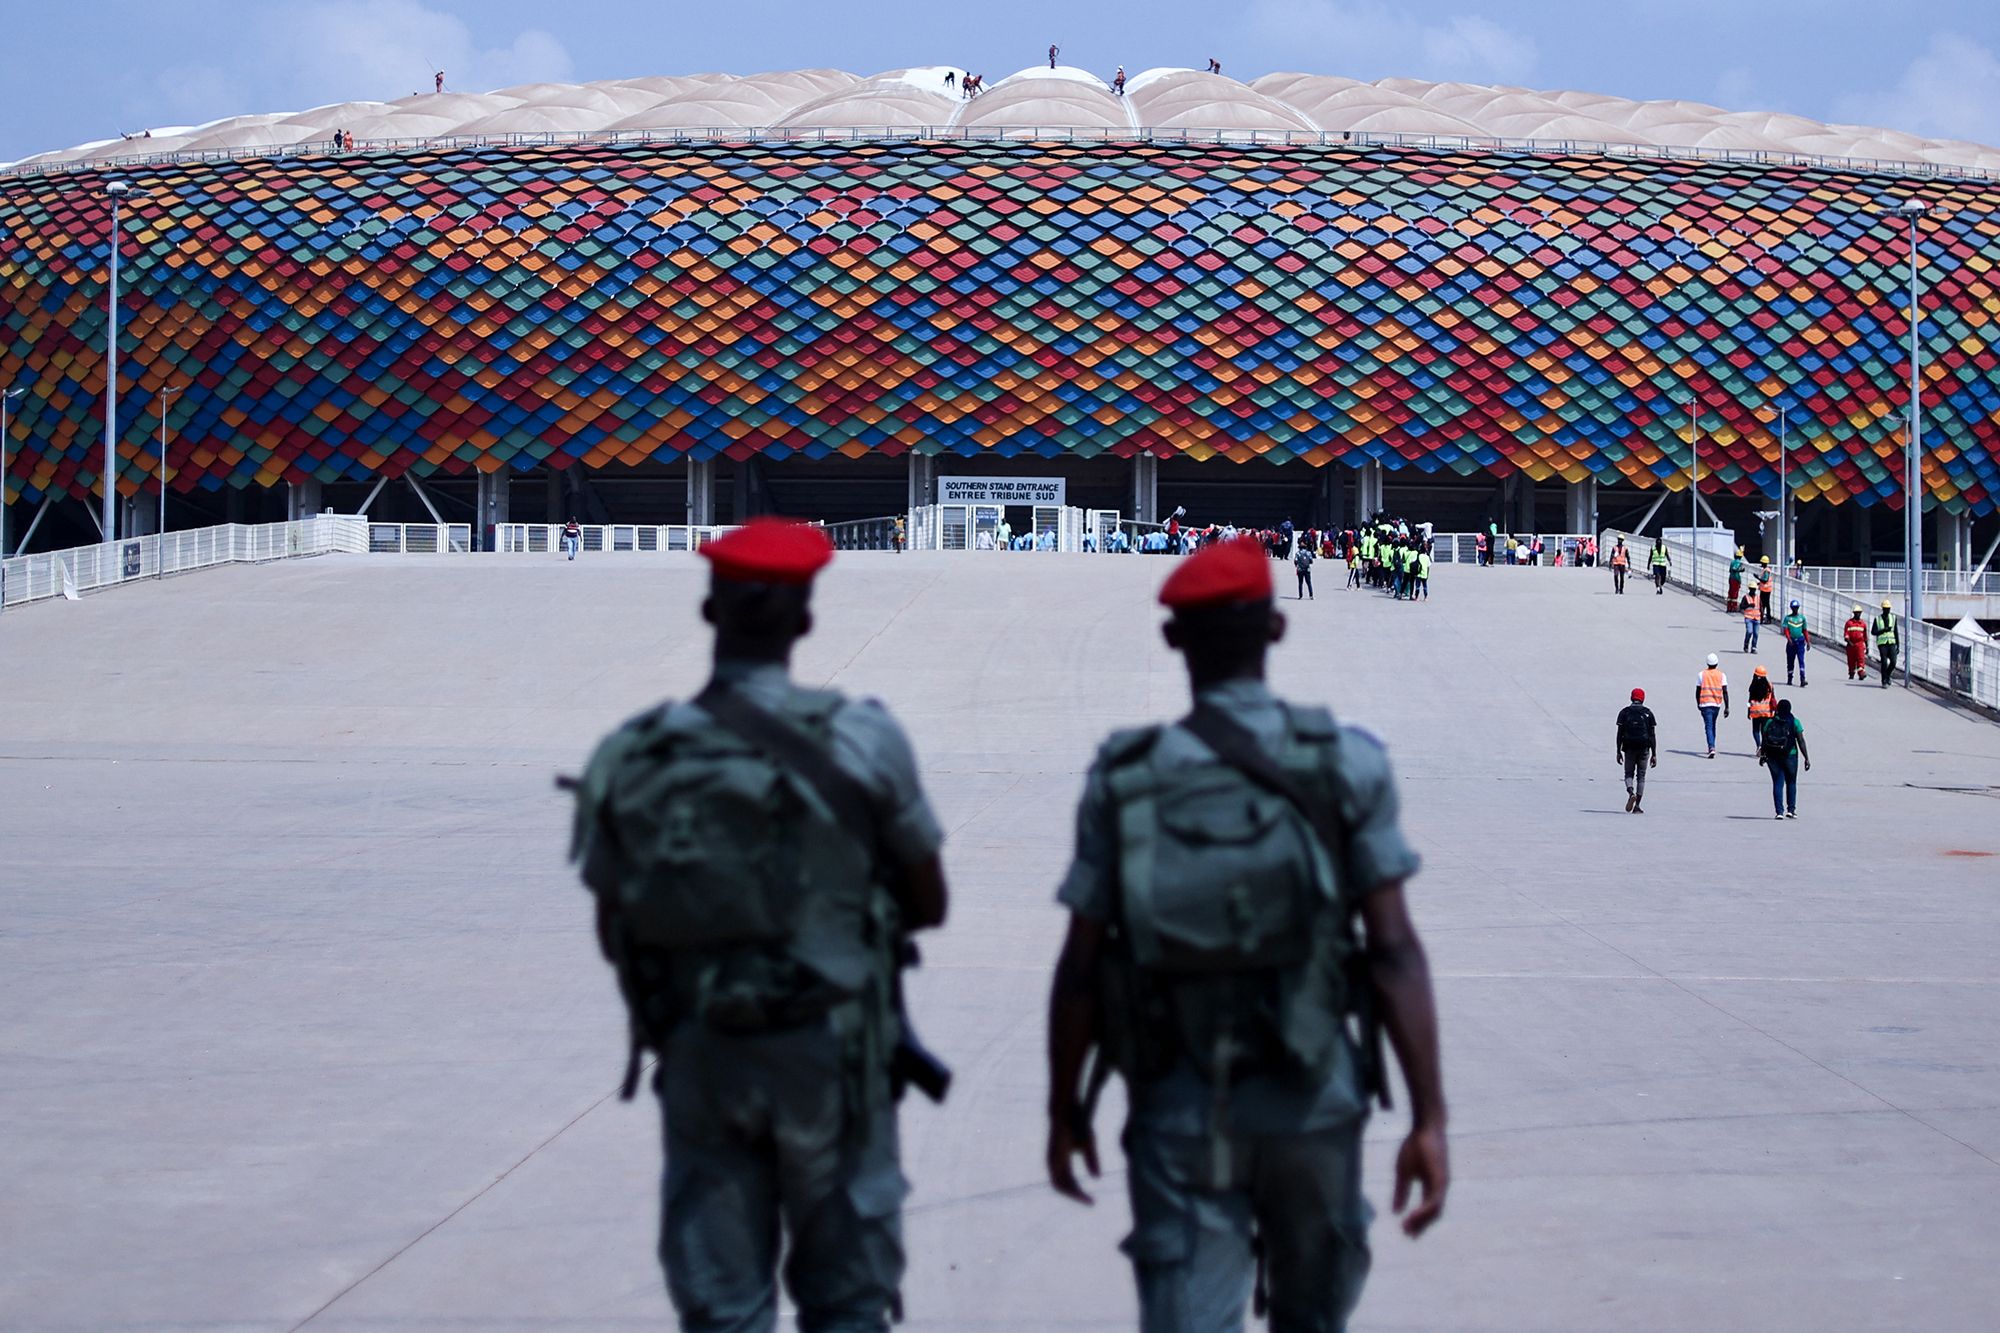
xmin=2 ymin=550 xmax=1997 ymax=1331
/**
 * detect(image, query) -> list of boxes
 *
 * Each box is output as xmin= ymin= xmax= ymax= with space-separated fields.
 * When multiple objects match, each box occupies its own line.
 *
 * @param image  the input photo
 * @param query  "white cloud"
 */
xmin=1249 ymin=0 xmax=1538 ymax=84
xmin=1835 ymin=32 xmax=2000 ymax=147
xmin=122 ymin=0 xmax=574 ymax=131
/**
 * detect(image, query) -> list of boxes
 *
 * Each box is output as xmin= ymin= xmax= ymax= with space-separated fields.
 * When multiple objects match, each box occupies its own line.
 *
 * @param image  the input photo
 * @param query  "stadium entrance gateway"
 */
xmin=938 ymin=477 xmax=1066 ymax=549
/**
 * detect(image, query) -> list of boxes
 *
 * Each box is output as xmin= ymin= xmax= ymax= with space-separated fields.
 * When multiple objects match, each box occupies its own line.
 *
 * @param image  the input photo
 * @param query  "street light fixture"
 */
xmin=1 ymin=386 xmax=24 ymax=557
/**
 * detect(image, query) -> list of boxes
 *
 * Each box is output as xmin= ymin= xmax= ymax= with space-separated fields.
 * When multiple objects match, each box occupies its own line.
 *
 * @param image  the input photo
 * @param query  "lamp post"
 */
xmin=1 ymin=386 xmax=23 ymax=557
xmin=1687 ymin=397 xmax=1701 ymax=593
xmin=157 ymin=384 xmax=183 ymax=568
xmin=1892 ymin=199 xmax=1929 ymax=675
xmin=102 ymin=180 xmax=136 ymax=543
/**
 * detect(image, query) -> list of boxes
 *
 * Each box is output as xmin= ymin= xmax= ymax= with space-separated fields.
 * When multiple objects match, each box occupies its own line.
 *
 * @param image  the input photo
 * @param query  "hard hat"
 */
xmin=1706 ymin=653 xmax=1719 ymax=666
xmin=1754 ymin=665 xmax=1769 ymax=677
xmin=1760 ymin=556 xmax=1771 ymax=564
xmin=1882 ymin=599 xmax=1893 ymax=609
xmin=1790 ymin=599 xmax=1800 ymax=610
xmin=1853 ymin=606 xmax=1863 ymax=615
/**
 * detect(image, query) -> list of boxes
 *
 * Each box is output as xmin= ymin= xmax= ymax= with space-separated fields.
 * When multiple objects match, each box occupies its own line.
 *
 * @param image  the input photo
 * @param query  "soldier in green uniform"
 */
xmin=1044 ymin=537 xmax=1449 ymax=1332
xmin=570 ymin=518 xmax=949 ymax=1333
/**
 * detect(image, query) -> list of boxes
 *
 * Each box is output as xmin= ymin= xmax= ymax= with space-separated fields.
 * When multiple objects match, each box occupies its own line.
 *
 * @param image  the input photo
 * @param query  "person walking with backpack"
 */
xmin=1293 ymin=538 xmax=1316 ymax=600
xmin=1746 ymin=666 xmax=1776 ymax=750
xmin=569 ymin=519 xmax=951 ymax=1333
xmin=1615 ymin=687 xmax=1657 ymax=813
xmin=1780 ymin=600 xmax=1812 ymax=686
xmin=1649 ymin=538 xmax=1671 ymax=593
xmin=1873 ymin=600 xmax=1899 ymax=686
xmin=1757 ymin=697 xmax=1811 ymax=818
xmin=1695 ymin=653 xmax=1729 ymax=758
xmin=1044 ymin=538 xmax=1448 ymax=1332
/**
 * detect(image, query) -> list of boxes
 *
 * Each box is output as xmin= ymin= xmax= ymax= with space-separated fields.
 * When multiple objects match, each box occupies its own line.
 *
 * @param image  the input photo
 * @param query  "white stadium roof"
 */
xmin=11 ymin=66 xmax=1999 ymax=176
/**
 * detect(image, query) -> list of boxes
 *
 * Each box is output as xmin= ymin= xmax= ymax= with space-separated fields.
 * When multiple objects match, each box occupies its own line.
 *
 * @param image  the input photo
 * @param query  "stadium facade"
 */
xmin=2 ymin=67 xmax=1998 ymax=563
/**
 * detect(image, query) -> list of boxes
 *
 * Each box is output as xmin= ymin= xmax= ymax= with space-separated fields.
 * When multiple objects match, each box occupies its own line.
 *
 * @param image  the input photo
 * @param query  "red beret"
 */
xmin=1158 ymin=537 xmax=1273 ymax=610
xmin=700 ymin=518 xmax=834 ymax=586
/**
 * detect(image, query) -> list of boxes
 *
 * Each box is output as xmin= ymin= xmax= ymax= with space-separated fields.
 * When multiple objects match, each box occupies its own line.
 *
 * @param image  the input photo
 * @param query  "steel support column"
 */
xmin=688 ymin=457 xmax=716 ymax=528
xmin=287 ymin=477 xmax=322 ymax=521
xmin=1132 ymin=452 xmax=1158 ymax=525
xmin=1565 ymin=477 xmax=1597 ymax=536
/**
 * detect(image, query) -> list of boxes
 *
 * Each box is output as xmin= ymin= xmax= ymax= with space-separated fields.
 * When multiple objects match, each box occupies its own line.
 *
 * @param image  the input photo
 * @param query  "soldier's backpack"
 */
xmin=570 ymin=686 xmax=893 ymax=1091
xmin=1098 ymin=703 xmax=1384 ymax=1102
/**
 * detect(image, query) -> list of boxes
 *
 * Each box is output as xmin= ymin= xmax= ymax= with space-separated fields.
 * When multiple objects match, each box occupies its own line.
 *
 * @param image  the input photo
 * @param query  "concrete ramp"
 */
xmin=3 ymin=554 xmax=1997 ymax=1330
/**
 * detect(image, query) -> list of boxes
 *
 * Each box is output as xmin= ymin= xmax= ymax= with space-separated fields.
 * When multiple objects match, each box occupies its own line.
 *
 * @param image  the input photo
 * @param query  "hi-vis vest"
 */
xmin=1650 ymin=547 xmax=1669 ymax=567
xmin=1697 ymin=668 xmax=1726 ymax=707
xmin=1610 ymin=546 xmax=1629 ymax=568
xmin=1875 ymin=613 xmax=1899 ymax=647
xmin=1748 ymin=692 xmax=1776 ymax=719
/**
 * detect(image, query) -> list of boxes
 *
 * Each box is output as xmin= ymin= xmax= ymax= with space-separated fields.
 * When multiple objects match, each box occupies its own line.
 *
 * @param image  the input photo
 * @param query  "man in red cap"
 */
xmin=1044 ymin=537 xmax=1448 ymax=1330
xmin=570 ymin=517 xmax=949 ymax=1331
xmin=1615 ymin=687 xmax=1658 ymax=813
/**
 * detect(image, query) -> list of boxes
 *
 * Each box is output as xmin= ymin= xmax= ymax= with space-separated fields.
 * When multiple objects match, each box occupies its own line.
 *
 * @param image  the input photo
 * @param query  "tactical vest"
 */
xmin=571 ymin=692 xmax=897 ymax=1037
xmin=1096 ymin=706 xmax=1360 ymax=1092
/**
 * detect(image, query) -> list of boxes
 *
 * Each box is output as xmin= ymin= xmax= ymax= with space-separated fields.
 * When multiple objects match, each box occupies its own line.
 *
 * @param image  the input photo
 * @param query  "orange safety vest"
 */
xmin=1741 ymin=589 xmax=1760 ymax=618
xmin=1697 ymin=668 xmax=1726 ymax=707
xmin=1610 ymin=546 xmax=1629 ymax=568
xmin=1759 ymin=572 xmax=1774 ymax=594
xmin=1748 ymin=693 xmax=1776 ymax=719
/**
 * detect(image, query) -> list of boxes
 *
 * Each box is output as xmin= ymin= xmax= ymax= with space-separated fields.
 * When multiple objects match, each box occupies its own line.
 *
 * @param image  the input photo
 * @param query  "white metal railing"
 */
xmin=367 ymin=522 xmax=472 ymax=554
xmin=1427 ymin=532 xmax=1594 ymax=566
xmin=1795 ymin=565 xmax=2000 ymax=597
xmin=493 ymin=522 xmax=732 ymax=554
xmin=0 ymin=515 xmax=368 ymax=611
xmin=1605 ymin=529 xmax=2000 ymax=712
xmin=11 ymin=121 xmax=1997 ymax=187
xmin=822 ymin=516 xmax=903 ymax=551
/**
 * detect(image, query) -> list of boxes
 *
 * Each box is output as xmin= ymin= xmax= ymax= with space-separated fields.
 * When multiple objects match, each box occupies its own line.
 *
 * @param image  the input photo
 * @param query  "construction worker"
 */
xmin=1873 ymin=600 xmax=1899 ymax=686
xmin=1780 ymin=599 xmax=1811 ymax=686
xmin=1649 ymin=538 xmax=1670 ymax=594
xmin=1757 ymin=558 xmax=1776 ymax=623
xmin=1842 ymin=606 xmax=1869 ymax=681
xmin=1727 ymin=548 xmax=1746 ymax=611
xmin=1740 ymin=581 xmax=1761 ymax=653
xmin=1695 ymin=652 xmax=1729 ymax=759
xmin=1609 ymin=538 xmax=1630 ymax=594
xmin=1746 ymin=665 xmax=1776 ymax=749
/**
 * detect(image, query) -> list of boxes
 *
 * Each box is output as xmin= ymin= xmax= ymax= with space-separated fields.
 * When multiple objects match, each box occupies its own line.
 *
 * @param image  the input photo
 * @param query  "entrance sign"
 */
xmin=938 ymin=476 xmax=1065 ymax=506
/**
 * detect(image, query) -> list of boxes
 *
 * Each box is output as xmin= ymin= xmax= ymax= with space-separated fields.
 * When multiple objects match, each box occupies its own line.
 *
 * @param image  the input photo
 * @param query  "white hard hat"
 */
xmin=1706 ymin=653 xmax=1719 ymax=666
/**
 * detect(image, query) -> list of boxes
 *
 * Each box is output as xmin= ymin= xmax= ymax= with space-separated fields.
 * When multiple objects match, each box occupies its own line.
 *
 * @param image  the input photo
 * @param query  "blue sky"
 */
xmin=5 ymin=0 xmax=1997 ymax=160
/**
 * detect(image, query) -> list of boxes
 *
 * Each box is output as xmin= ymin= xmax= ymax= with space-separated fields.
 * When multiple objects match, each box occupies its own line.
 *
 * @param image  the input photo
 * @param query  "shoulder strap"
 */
xmin=1182 ymin=704 xmax=1349 ymax=845
xmin=694 ymin=684 xmax=881 ymax=851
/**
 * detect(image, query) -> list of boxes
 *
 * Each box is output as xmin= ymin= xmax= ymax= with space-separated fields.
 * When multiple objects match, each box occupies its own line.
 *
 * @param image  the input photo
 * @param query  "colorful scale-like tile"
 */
xmin=2 ymin=138 xmax=1998 ymax=513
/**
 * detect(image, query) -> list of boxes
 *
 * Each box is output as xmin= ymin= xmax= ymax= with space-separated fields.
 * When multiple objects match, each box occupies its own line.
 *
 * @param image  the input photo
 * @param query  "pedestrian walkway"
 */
xmin=1 ymin=555 xmax=1995 ymax=1330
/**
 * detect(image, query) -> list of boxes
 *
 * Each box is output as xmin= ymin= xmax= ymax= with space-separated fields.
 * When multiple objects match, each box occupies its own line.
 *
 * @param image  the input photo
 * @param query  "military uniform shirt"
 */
xmin=1057 ymin=679 xmax=1421 ymax=1134
xmin=696 ymin=659 xmax=944 ymax=866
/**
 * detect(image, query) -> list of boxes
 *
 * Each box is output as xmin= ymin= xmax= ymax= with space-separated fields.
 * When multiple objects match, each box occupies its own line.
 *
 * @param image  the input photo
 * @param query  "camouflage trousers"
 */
xmin=1122 ymin=1120 xmax=1373 ymax=1333
xmin=657 ymin=1020 xmax=906 ymax=1333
